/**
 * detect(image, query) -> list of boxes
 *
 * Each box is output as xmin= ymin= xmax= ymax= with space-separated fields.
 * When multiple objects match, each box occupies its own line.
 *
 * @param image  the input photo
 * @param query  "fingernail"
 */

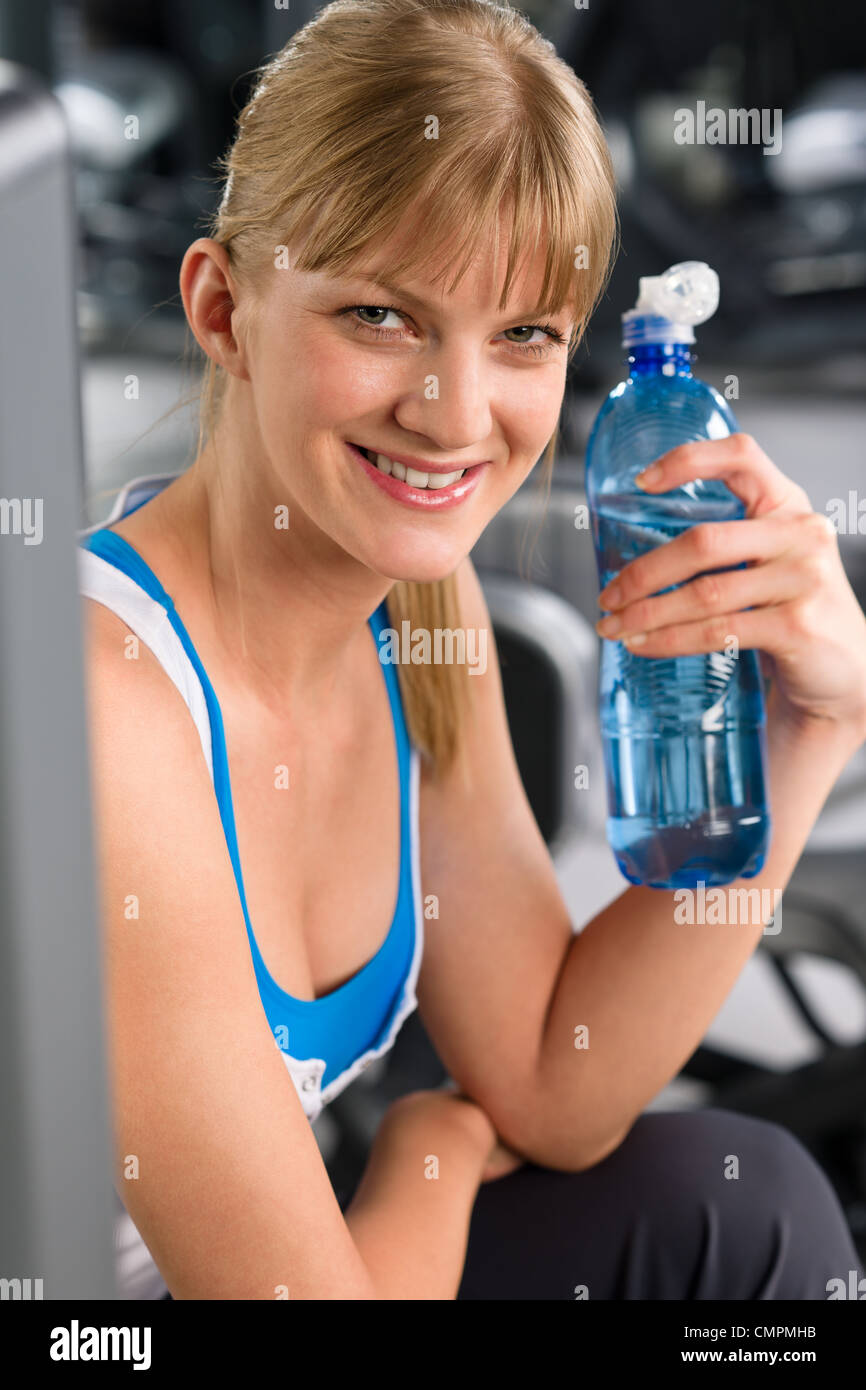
xmin=635 ymin=465 xmax=661 ymax=489
xmin=600 ymin=584 xmax=622 ymax=609
xmin=623 ymin=632 xmax=647 ymax=646
xmin=596 ymin=614 xmax=622 ymax=637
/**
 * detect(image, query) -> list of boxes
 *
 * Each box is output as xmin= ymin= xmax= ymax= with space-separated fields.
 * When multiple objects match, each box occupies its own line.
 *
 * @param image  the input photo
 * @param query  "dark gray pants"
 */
xmin=455 ymin=1107 xmax=863 ymax=1299
xmin=161 ymin=1107 xmax=862 ymax=1300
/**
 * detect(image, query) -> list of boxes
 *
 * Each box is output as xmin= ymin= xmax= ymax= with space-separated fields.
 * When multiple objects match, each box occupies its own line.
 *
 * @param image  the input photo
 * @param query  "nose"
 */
xmin=393 ymin=344 xmax=494 ymax=455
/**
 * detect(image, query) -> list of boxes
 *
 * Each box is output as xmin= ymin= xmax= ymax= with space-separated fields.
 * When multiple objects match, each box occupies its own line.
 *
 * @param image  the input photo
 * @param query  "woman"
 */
xmin=79 ymin=0 xmax=866 ymax=1300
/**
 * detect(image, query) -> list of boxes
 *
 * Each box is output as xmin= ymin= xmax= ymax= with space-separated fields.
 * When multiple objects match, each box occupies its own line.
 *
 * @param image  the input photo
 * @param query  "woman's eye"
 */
xmin=349 ymin=305 xmax=407 ymax=331
xmin=340 ymin=305 xmax=566 ymax=356
xmin=503 ymin=324 xmax=569 ymax=353
xmin=503 ymin=325 xmax=547 ymax=346
xmin=500 ymin=325 xmax=547 ymax=347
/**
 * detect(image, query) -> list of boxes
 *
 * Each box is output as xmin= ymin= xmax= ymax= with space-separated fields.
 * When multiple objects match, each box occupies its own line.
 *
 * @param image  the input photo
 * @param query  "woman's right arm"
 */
xmin=343 ymin=1088 xmax=496 ymax=1298
xmin=82 ymin=600 xmax=494 ymax=1300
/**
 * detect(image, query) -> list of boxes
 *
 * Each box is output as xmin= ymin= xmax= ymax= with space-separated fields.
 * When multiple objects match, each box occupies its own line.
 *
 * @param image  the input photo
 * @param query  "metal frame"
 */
xmin=0 ymin=62 xmax=115 ymax=1298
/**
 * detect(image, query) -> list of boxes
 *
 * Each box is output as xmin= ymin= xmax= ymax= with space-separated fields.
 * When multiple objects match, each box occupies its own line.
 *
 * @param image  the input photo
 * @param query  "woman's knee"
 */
xmin=604 ymin=1106 xmax=831 ymax=1222
xmin=602 ymin=1106 xmax=861 ymax=1298
xmin=458 ymin=1107 xmax=860 ymax=1299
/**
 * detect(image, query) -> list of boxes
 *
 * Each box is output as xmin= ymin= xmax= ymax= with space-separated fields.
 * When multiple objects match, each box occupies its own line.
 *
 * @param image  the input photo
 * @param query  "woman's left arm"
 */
xmin=416 ymin=434 xmax=866 ymax=1173
xmin=531 ymin=433 xmax=866 ymax=1167
xmin=535 ymin=669 xmax=863 ymax=1168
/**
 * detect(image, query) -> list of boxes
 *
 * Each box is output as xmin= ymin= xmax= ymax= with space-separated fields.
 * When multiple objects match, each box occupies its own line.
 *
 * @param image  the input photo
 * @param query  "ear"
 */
xmin=179 ymin=238 xmax=250 ymax=382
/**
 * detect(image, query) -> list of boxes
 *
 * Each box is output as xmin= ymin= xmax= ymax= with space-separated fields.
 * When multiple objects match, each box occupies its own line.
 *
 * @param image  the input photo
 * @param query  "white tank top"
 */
xmin=78 ymin=473 xmax=425 ymax=1299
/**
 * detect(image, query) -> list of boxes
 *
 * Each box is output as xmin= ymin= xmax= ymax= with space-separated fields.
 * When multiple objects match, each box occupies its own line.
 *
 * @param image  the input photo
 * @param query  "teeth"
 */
xmin=374 ymin=453 xmax=465 ymax=488
xmin=427 ymin=469 xmax=465 ymax=489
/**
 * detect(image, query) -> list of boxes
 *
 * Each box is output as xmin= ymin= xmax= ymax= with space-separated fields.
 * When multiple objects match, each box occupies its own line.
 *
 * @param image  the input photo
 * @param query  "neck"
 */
xmin=165 ymin=427 xmax=393 ymax=714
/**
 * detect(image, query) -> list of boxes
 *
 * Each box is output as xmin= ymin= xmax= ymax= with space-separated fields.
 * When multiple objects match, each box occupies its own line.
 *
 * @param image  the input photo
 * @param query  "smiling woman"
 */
xmin=76 ymin=0 xmax=621 ymax=1303
xmin=78 ymin=0 xmax=866 ymax=1305
xmin=191 ymin=0 xmax=619 ymax=775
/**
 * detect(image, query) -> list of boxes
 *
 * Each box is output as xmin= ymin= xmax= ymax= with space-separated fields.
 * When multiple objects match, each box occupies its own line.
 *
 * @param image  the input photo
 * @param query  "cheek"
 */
xmin=499 ymin=377 xmax=565 ymax=465
xmin=252 ymin=308 xmax=371 ymax=423
xmin=530 ymin=371 xmax=567 ymax=430
xmin=296 ymin=337 xmax=399 ymax=431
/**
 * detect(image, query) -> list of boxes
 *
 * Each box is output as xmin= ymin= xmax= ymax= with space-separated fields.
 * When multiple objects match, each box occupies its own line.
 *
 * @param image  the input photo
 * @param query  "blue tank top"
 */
xmin=78 ymin=480 xmax=421 ymax=1101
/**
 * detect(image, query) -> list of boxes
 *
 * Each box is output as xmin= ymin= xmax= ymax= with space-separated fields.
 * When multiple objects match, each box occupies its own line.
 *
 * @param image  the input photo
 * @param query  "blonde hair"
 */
xmin=192 ymin=0 xmax=617 ymax=777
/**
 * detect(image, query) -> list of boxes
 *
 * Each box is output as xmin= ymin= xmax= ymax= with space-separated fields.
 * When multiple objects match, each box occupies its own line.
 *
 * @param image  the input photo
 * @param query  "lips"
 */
xmin=357 ymin=446 xmax=466 ymax=489
xmin=346 ymin=442 xmax=485 ymax=511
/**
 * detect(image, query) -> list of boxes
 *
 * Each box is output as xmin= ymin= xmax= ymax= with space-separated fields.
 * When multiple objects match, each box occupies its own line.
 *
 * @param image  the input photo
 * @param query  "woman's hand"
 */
xmin=436 ymin=1080 xmax=527 ymax=1183
xmin=594 ymin=433 xmax=866 ymax=740
xmin=384 ymin=1086 xmax=496 ymax=1154
xmin=478 ymin=1136 xmax=527 ymax=1184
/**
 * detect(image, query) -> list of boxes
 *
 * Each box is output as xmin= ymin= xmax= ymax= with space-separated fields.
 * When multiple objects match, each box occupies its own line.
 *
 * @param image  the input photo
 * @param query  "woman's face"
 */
xmin=238 ymin=222 xmax=575 ymax=584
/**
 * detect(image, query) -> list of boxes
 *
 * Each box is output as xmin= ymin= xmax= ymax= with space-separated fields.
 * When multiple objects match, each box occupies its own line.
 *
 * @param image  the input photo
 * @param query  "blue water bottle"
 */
xmin=585 ymin=261 xmax=771 ymax=890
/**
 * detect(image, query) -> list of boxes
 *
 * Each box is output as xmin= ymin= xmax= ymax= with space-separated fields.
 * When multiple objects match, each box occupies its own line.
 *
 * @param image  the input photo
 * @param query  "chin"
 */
xmin=364 ymin=536 xmax=470 ymax=586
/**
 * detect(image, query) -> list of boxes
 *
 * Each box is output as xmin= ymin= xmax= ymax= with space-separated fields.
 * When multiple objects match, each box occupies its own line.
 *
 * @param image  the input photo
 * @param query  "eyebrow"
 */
xmin=340 ymin=273 xmax=568 ymax=323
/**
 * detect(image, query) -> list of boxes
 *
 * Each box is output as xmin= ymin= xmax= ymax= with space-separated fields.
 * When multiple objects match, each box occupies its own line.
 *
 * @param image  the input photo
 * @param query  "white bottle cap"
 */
xmin=634 ymin=261 xmax=720 ymax=324
xmin=621 ymin=261 xmax=719 ymax=347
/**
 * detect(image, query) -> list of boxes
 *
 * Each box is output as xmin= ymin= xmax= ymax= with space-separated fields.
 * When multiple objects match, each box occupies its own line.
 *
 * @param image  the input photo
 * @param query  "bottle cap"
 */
xmin=622 ymin=261 xmax=720 ymax=348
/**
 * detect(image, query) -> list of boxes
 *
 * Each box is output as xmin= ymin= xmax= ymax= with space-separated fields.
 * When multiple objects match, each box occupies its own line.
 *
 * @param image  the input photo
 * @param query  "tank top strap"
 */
xmin=77 ymin=532 xmax=215 ymax=781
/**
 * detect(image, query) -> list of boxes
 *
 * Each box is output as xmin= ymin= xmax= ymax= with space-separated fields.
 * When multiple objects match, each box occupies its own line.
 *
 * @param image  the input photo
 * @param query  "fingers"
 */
xmin=635 ymin=432 xmax=814 ymax=519
xmin=602 ymin=602 xmax=805 ymax=661
xmin=595 ymin=553 xmax=809 ymax=644
xmin=598 ymin=510 xmax=835 ymax=612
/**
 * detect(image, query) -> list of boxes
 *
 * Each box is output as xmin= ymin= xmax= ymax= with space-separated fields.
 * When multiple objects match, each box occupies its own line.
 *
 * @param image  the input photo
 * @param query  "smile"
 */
xmin=346 ymin=442 xmax=487 ymax=510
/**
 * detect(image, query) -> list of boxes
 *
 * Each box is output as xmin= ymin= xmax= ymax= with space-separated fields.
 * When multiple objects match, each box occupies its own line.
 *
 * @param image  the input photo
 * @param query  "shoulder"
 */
xmin=80 ymin=592 xmax=208 ymax=774
xmin=81 ymin=591 xmax=168 ymax=695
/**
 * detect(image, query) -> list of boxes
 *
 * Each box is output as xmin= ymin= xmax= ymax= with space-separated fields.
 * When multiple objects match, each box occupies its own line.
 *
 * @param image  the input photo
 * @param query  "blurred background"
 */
xmin=2 ymin=0 xmax=865 ymax=1278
